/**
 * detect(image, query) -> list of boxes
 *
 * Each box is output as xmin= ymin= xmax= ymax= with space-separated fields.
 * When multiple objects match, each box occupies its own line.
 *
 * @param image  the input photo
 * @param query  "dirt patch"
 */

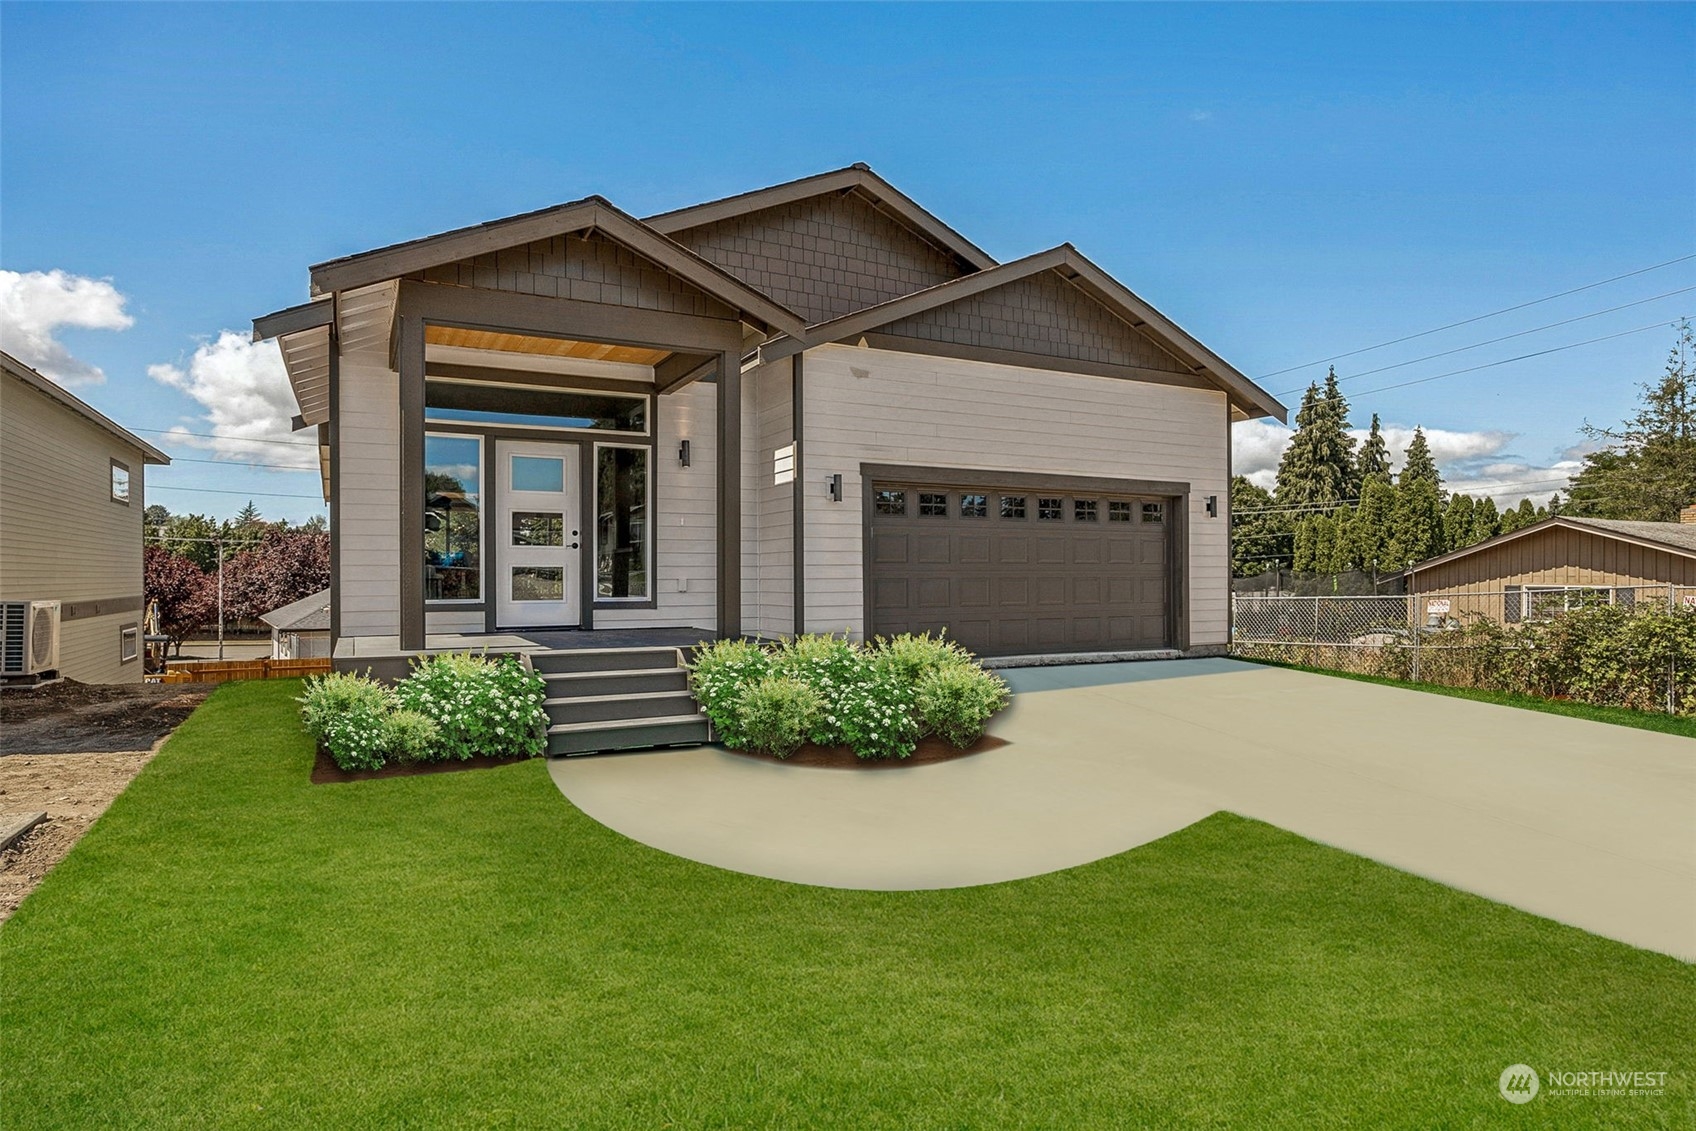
xmin=0 ymin=680 xmax=211 ymax=755
xmin=311 ymin=748 xmax=536 ymax=784
xmin=726 ymin=733 xmax=1008 ymax=770
xmin=0 ymin=749 xmax=157 ymax=923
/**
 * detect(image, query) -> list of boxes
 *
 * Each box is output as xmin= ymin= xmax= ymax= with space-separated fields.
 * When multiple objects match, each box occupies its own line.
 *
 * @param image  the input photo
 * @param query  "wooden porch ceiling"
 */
xmin=423 ymin=324 xmax=671 ymax=367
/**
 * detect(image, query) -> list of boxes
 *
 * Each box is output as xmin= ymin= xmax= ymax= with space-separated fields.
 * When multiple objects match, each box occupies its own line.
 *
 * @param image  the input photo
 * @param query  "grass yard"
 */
xmin=1241 ymin=657 xmax=1696 ymax=739
xmin=2 ymin=680 xmax=1692 ymax=1128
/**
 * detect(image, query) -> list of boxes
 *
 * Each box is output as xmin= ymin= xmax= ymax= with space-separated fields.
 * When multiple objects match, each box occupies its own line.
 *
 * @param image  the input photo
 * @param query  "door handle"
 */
xmin=570 ymin=542 xmax=580 ymax=549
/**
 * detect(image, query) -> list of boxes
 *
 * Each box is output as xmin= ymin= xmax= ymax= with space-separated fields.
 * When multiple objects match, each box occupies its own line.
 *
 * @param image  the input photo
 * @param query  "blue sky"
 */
xmin=3 ymin=2 xmax=1692 ymax=523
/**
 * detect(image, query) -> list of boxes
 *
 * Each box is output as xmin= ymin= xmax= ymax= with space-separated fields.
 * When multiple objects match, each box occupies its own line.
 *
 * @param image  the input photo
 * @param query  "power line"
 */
xmin=148 ymin=484 xmax=326 ymax=500
xmin=165 ymin=455 xmax=319 ymax=472
xmin=128 ymin=425 xmax=319 ymax=448
xmin=1351 ymin=318 xmax=1682 ymax=400
xmin=1255 ymin=252 xmax=1696 ymax=380
xmin=1275 ymin=286 xmax=1696 ymax=398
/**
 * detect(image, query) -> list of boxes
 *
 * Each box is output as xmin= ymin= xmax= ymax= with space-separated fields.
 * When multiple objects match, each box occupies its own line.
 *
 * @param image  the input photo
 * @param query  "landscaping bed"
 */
xmin=309 ymin=747 xmax=532 ymax=784
xmin=725 ymin=732 xmax=1008 ymax=770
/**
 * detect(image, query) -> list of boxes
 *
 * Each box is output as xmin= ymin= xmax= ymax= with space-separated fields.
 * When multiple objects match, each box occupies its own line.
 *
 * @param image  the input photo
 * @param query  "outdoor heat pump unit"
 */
xmin=0 ymin=600 xmax=61 ymax=678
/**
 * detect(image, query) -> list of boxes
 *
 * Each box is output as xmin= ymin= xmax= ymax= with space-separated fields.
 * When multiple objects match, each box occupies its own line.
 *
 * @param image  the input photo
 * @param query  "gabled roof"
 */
xmin=644 ymin=163 xmax=998 ymax=274
xmin=304 ymin=196 xmax=806 ymax=337
xmin=0 ymin=351 xmax=170 ymax=464
xmin=1406 ymin=515 xmax=1696 ymax=576
xmin=756 ymin=245 xmax=1286 ymax=422
xmin=260 ymin=587 xmax=331 ymax=631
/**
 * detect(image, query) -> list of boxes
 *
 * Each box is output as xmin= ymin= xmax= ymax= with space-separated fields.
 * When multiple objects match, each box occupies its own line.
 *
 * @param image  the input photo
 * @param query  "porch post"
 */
xmin=716 ymin=349 xmax=741 ymax=638
xmin=398 ymin=314 xmax=427 ymax=652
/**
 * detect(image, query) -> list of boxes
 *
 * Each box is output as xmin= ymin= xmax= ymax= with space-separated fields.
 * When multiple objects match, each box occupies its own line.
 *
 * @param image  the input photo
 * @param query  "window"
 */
xmin=510 ymin=455 xmax=564 ymax=493
xmin=119 ymin=624 xmax=139 ymax=663
xmin=596 ymin=445 xmax=649 ymax=600
xmin=425 ymin=380 xmax=647 ymax=433
xmin=919 ymin=492 xmax=948 ymax=517
xmin=511 ymin=567 xmax=565 ymax=602
xmin=1037 ymin=497 xmax=1063 ymax=521
xmin=1526 ymin=586 xmax=1614 ymax=620
xmin=1108 ymin=501 xmax=1133 ymax=522
xmin=424 ymin=434 xmax=482 ymax=601
xmin=110 ymin=460 xmax=131 ymax=505
xmin=874 ymin=489 xmax=906 ymax=515
xmin=960 ymin=493 xmax=988 ymax=518
xmin=512 ymin=512 xmax=564 ymax=547
xmin=1141 ymin=502 xmax=1165 ymax=524
xmin=1000 ymin=496 xmax=1027 ymax=520
xmin=1074 ymin=499 xmax=1099 ymax=522
xmin=1504 ymin=586 xmax=1523 ymax=624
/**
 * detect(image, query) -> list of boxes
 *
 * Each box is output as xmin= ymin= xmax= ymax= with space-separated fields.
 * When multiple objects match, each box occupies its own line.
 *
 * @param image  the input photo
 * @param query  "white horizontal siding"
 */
xmin=335 ymin=345 xmax=401 ymax=637
xmin=593 ymin=381 xmax=718 ymax=630
xmin=799 ymin=343 xmax=1231 ymax=646
xmin=737 ymin=359 xmax=793 ymax=639
xmin=57 ymin=613 xmax=141 ymax=685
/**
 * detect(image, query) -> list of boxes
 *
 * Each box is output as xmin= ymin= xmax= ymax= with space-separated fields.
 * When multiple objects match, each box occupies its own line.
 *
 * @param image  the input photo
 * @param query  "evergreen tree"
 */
xmin=1442 ymin=493 xmax=1477 ymax=551
xmin=234 ymin=500 xmax=263 ymax=528
xmin=1229 ymin=476 xmax=1287 ymax=576
xmin=1386 ymin=477 xmax=1446 ymax=567
xmin=1567 ymin=320 xmax=1696 ymax=520
xmin=1470 ymin=496 xmax=1501 ymax=543
xmin=1355 ymin=413 xmax=1392 ymax=484
xmin=1399 ymin=427 xmax=1442 ymax=488
xmin=1274 ymin=374 xmax=1357 ymax=507
xmin=1353 ymin=477 xmax=1397 ymax=575
xmin=1498 ymin=498 xmax=1545 ymax=534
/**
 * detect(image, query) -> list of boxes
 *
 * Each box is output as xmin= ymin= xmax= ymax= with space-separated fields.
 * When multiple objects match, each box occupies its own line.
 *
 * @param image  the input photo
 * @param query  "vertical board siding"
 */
xmin=800 ymin=344 xmax=1231 ymax=645
xmin=594 ymin=382 xmax=718 ymax=630
xmin=0 ymin=373 xmax=148 ymax=682
xmin=335 ymin=342 xmax=402 ymax=637
xmin=1410 ymin=525 xmax=1696 ymax=614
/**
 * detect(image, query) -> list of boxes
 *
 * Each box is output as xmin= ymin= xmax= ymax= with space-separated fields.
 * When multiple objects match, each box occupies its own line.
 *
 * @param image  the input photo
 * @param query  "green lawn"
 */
xmin=1241 ymin=656 xmax=1696 ymax=739
xmin=2 ymin=681 xmax=1691 ymax=1129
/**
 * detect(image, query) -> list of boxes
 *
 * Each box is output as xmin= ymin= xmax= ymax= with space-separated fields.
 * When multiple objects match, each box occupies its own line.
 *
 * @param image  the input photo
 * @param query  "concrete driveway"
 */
xmin=550 ymin=659 xmax=1696 ymax=961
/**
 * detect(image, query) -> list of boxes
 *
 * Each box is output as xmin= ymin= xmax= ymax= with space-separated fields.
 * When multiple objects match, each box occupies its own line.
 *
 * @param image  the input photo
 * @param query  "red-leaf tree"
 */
xmin=143 ymin=547 xmax=215 ymax=655
xmin=224 ymin=527 xmax=331 ymax=622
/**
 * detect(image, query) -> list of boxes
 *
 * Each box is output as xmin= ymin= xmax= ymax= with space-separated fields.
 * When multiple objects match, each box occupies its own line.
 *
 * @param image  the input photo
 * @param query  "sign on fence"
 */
xmin=1426 ymin=599 xmax=1451 ymax=615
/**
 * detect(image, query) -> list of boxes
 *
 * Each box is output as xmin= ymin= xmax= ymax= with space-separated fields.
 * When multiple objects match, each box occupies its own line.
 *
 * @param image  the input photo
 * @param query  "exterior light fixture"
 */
xmin=827 ymin=473 xmax=843 ymax=502
xmin=679 ymin=439 xmax=691 ymax=467
xmin=1206 ymin=495 xmax=1218 ymax=517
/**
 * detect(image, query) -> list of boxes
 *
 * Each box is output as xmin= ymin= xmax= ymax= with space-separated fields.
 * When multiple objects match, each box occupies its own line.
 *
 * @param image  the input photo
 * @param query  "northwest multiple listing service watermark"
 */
xmin=1499 ymin=1063 xmax=1670 ymax=1105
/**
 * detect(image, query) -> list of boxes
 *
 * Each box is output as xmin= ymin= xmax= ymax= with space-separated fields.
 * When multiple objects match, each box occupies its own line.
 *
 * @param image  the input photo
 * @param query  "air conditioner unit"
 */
xmin=0 ymin=600 xmax=60 ymax=678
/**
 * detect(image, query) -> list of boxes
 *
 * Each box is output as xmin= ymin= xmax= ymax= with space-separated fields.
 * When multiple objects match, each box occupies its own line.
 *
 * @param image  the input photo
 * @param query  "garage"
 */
xmin=866 ymin=471 xmax=1177 ymax=656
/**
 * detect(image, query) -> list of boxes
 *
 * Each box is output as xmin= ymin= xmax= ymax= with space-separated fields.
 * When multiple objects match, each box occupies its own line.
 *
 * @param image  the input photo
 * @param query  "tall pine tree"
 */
xmin=1399 ymin=427 xmax=1441 ymax=487
xmin=1567 ymin=320 xmax=1696 ymax=520
xmin=1274 ymin=370 xmax=1357 ymax=507
xmin=1355 ymin=413 xmax=1392 ymax=484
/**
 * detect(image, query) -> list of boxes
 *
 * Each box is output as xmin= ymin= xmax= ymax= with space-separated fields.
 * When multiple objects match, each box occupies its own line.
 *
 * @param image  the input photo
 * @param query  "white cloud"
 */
xmin=0 ymin=269 xmax=134 ymax=385
xmin=148 ymin=332 xmax=316 ymax=470
xmin=1188 ymin=109 xmax=1214 ymax=122
xmin=1231 ymin=420 xmax=1576 ymax=505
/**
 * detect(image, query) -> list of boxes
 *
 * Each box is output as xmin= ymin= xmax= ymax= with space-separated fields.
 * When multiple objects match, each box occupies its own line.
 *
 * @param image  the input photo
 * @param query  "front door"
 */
xmin=496 ymin=440 xmax=582 ymax=628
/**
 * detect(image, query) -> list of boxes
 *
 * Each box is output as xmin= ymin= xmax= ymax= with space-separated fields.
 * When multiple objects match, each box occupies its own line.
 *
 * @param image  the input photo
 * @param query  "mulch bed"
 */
xmin=726 ymin=733 xmax=1008 ymax=770
xmin=310 ymin=748 xmax=535 ymax=784
xmin=0 ymin=680 xmax=213 ymax=755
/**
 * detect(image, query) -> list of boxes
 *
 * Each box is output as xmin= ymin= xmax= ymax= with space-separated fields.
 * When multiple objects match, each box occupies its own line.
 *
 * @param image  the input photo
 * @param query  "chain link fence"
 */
xmin=1232 ymin=585 xmax=1696 ymax=714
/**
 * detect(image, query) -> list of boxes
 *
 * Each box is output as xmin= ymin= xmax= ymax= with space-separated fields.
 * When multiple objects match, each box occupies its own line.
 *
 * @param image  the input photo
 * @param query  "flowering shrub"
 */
xmin=299 ymin=653 xmax=546 ymax=771
xmin=394 ymin=652 xmax=548 ymax=761
xmin=737 ymin=677 xmax=823 ymax=759
xmin=689 ymin=633 xmax=1009 ymax=761
xmin=688 ymin=639 xmax=771 ymax=749
xmin=916 ymin=664 xmax=1011 ymax=748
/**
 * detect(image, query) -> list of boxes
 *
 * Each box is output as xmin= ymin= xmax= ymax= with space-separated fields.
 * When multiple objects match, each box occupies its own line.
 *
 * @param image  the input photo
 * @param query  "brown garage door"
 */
xmin=867 ymin=479 xmax=1172 ymax=656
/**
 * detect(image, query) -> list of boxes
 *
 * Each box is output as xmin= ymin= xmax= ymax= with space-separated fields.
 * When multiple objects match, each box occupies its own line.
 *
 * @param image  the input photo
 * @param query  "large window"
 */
xmin=595 ymin=445 xmax=649 ymax=600
xmin=424 ymin=434 xmax=482 ymax=601
xmin=425 ymin=380 xmax=647 ymax=434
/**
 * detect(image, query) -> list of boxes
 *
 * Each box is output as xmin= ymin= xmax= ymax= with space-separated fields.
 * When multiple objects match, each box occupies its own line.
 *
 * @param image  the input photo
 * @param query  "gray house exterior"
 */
xmin=1 ymin=351 xmax=170 ymax=683
xmin=256 ymin=165 xmax=1284 ymax=670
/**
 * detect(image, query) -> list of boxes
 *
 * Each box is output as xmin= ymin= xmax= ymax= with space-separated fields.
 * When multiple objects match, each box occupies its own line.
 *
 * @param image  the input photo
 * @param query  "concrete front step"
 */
xmin=548 ymin=713 xmax=710 ymax=756
xmin=529 ymin=647 xmax=682 ymax=675
xmin=542 ymin=667 xmax=690 ymax=697
xmin=545 ymin=689 xmax=700 ymax=726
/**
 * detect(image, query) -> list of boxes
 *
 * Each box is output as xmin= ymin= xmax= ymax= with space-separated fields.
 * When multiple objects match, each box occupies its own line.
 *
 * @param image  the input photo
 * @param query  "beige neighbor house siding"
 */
xmin=739 ymin=359 xmax=794 ymax=639
xmin=0 ymin=371 xmax=149 ymax=683
xmin=594 ymin=380 xmax=719 ymax=631
xmin=798 ymin=343 xmax=1231 ymax=647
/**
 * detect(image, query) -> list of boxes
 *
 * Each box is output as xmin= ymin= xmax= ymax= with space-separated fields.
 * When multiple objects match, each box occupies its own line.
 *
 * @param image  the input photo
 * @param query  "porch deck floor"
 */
xmin=333 ymin=627 xmax=715 ymax=660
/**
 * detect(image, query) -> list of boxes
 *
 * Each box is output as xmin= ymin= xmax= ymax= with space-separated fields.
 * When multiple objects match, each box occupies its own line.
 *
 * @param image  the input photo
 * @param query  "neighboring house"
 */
xmin=1405 ymin=514 xmax=1696 ymax=623
xmin=254 ymin=164 xmax=1286 ymax=667
xmin=0 ymin=351 xmax=171 ymax=683
xmin=260 ymin=588 xmax=331 ymax=659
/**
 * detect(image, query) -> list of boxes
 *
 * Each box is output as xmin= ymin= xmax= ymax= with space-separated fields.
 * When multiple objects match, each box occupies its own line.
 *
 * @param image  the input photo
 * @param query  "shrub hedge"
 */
xmin=688 ymin=632 xmax=1011 ymax=760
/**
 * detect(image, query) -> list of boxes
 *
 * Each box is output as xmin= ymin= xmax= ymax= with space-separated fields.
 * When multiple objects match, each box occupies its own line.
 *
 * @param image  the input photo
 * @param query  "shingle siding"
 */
xmin=413 ymin=230 xmax=737 ymax=319
xmin=669 ymin=191 xmax=972 ymax=324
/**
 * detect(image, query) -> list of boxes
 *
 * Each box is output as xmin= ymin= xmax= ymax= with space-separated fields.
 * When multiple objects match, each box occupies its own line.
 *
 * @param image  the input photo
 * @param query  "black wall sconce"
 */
xmin=1206 ymin=495 xmax=1218 ymax=518
xmin=678 ymin=439 xmax=691 ymax=467
xmin=827 ymin=473 xmax=843 ymax=502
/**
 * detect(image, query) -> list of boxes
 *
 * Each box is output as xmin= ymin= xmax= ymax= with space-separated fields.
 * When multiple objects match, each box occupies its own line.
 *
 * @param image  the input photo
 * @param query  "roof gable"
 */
xmin=662 ymin=188 xmax=978 ymax=324
xmin=0 ymin=351 xmax=170 ymax=464
xmin=1406 ymin=515 xmax=1696 ymax=575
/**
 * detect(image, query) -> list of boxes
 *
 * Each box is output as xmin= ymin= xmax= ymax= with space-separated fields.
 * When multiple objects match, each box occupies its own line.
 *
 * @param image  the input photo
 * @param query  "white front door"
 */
xmin=495 ymin=440 xmax=582 ymax=628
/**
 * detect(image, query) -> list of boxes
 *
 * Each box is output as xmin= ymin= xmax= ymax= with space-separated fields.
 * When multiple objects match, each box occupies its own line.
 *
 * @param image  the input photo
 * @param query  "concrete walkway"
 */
xmin=549 ymin=659 xmax=1696 ymax=960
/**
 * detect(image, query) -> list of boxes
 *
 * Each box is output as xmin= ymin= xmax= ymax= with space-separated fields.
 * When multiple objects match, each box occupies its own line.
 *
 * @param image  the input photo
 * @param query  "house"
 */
xmin=0 ymin=351 xmax=171 ymax=683
xmin=253 ymin=164 xmax=1285 ymax=692
xmin=1405 ymin=514 xmax=1696 ymax=623
xmin=260 ymin=588 xmax=331 ymax=659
